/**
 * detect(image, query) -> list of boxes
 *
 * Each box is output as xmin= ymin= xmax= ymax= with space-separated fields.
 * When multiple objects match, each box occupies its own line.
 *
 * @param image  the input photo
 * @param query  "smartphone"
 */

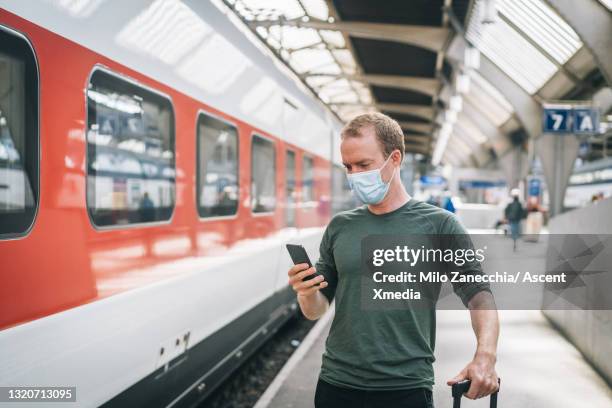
xmin=286 ymin=244 xmax=320 ymax=283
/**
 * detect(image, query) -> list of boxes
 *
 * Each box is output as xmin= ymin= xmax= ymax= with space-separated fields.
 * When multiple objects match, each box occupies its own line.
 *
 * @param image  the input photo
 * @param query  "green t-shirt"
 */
xmin=316 ymin=198 xmax=491 ymax=391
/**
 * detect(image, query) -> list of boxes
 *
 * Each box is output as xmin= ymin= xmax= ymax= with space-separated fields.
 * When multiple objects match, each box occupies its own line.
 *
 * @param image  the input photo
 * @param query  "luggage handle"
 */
xmin=451 ymin=378 xmax=500 ymax=408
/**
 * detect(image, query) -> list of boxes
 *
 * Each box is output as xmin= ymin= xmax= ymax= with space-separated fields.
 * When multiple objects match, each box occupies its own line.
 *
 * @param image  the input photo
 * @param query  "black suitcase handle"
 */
xmin=451 ymin=378 xmax=500 ymax=408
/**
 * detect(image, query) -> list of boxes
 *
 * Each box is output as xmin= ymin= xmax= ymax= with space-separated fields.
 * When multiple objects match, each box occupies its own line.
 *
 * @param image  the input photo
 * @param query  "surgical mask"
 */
xmin=346 ymin=153 xmax=397 ymax=205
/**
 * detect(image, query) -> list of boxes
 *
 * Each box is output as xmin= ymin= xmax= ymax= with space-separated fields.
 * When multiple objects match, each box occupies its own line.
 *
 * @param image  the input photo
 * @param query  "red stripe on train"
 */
xmin=0 ymin=9 xmax=331 ymax=330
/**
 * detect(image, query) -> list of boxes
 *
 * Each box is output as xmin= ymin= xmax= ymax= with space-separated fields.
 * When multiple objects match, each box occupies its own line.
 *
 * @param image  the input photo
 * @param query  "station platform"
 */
xmin=254 ymin=234 xmax=612 ymax=408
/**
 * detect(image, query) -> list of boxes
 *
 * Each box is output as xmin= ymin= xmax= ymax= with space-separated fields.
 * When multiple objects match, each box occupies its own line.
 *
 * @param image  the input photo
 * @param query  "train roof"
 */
xmin=1 ymin=0 xmax=344 ymax=163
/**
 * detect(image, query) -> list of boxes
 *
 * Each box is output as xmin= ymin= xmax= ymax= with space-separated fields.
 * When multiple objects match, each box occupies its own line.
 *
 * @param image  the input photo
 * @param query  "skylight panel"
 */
xmin=319 ymin=30 xmax=346 ymax=48
xmin=468 ymin=10 xmax=557 ymax=94
xmin=226 ymin=0 xmax=375 ymax=122
xmin=299 ymin=0 xmax=329 ymax=20
xmin=467 ymin=0 xmax=582 ymax=95
xmin=456 ymin=115 xmax=489 ymax=144
xmin=497 ymin=0 xmax=582 ymax=64
xmin=466 ymin=71 xmax=514 ymax=126
xmin=599 ymin=0 xmax=612 ymax=11
xmin=288 ymin=48 xmax=336 ymax=73
xmin=448 ymin=134 xmax=473 ymax=156
xmin=268 ymin=26 xmax=321 ymax=50
xmin=238 ymin=0 xmax=304 ymax=20
xmin=332 ymin=49 xmax=357 ymax=71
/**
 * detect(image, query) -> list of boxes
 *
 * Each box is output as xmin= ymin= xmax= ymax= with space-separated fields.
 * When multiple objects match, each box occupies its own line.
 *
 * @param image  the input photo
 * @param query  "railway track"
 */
xmin=199 ymin=312 xmax=316 ymax=408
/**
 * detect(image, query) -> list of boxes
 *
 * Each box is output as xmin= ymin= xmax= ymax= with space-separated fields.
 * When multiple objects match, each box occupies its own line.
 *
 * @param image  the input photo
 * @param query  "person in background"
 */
xmin=504 ymin=188 xmax=525 ymax=251
xmin=139 ymin=192 xmax=155 ymax=222
xmin=524 ymin=196 xmax=544 ymax=239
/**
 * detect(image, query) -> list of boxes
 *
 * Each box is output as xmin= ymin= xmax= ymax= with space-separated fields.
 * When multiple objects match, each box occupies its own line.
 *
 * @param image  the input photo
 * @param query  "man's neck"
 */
xmin=367 ymin=182 xmax=411 ymax=215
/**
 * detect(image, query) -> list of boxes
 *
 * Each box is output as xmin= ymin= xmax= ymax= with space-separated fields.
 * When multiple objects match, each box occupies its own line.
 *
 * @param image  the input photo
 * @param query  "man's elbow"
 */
xmin=467 ymin=290 xmax=497 ymax=310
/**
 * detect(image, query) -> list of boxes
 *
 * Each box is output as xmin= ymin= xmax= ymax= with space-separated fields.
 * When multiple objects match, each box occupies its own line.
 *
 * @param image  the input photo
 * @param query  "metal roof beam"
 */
xmin=358 ymin=74 xmax=439 ymax=95
xmin=251 ymin=18 xmax=450 ymax=52
xmin=544 ymin=0 xmax=612 ymax=85
xmin=375 ymin=103 xmax=435 ymax=120
xmin=405 ymin=145 xmax=432 ymax=155
xmin=404 ymin=135 xmax=431 ymax=146
xmin=398 ymin=122 xmax=434 ymax=134
xmin=304 ymin=73 xmax=440 ymax=96
xmin=332 ymin=103 xmax=435 ymax=120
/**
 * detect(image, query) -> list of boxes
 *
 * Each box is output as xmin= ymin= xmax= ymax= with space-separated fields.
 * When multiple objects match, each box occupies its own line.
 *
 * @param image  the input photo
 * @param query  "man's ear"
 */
xmin=393 ymin=149 xmax=403 ymax=166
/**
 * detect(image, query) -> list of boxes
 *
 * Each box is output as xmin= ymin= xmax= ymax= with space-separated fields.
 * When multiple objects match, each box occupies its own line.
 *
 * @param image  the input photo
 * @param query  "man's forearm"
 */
xmin=448 ymin=290 xmax=499 ymax=399
xmin=468 ymin=291 xmax=499 ymax=358
xmin=298 ymin=291 xmax=330 ymax=320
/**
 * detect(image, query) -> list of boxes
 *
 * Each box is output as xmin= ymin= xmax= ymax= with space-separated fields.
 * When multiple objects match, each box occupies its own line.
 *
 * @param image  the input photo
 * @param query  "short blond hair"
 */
xmin=340 ymin=112 xmax=405 ymax=161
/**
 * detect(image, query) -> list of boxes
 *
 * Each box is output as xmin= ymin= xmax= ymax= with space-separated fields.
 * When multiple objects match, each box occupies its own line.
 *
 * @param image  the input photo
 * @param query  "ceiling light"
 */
xmin=464 ymin=45 xmax=480 ymax=70
xmin=450 ymin=95 xmax=463 ymax=112
xmin=481 ymin=0 xmax=498 ymax=24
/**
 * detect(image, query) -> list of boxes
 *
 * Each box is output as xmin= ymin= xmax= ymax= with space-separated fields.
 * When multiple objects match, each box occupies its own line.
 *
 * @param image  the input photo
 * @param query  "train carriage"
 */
xmin=0 ymin=1 xmax=348 ymax=406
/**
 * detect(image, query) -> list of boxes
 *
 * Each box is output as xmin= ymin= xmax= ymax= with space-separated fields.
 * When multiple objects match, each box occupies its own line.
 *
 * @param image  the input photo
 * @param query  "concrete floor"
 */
xmin=433 ymin=310 xmax=612 ymax=407
xmin=255 ymin=234 xmax=612 ymax=408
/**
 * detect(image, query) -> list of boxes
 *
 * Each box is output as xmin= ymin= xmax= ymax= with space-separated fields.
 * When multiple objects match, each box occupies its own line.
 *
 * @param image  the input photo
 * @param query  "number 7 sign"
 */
xmin=543 ymin=108 xmax=571 ymax=133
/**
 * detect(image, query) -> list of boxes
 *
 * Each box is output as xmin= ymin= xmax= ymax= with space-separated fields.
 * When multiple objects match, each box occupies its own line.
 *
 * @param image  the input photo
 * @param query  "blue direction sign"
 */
xmin=543 ymin=108 xmax=572 ymax=133
xmin=573 ymin=108 xmax=599 ymax=134
xmin=420 ymin=175 xmax=445 ymax=185
xmin=543 ymin=105 xmax=599 ymax=134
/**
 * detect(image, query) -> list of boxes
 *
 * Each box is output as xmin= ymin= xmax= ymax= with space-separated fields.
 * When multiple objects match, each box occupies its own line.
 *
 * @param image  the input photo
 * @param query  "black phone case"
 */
xmin=286 ymin=244 xmax=318 ymax=282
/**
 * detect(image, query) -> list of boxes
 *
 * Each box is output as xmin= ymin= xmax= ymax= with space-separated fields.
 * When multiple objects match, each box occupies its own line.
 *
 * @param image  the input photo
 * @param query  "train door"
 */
xmin=285 ymin=150 xmax=296 ymax=227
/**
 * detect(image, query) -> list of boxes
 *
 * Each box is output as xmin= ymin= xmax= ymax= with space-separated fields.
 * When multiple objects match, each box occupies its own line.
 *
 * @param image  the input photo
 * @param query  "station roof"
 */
xmin=223 ymin=0 xmax=606 ymax=168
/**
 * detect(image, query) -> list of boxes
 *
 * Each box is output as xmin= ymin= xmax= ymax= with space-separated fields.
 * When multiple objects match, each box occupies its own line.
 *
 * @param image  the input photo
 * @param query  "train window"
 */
xmin=251 ymin=135 xmax=276 ymax=213
xmin=86 ymin=68 xmax=175 ymax=227
xmin=196 ymin=113 xmax=239 ymax=218
xmin=302 ymin=155 xmax=314 ymax=203
xmin=0 ymin=27 xmax=39 ymax=238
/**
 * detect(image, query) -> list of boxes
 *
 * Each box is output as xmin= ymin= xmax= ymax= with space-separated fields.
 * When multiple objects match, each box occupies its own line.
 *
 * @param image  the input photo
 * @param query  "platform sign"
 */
xmin=420 ymin=175 xmax=445 ymax=186
xmin=573 ymin=108 xmax=598 ymax=134
xmin=459 ymin=180 xmax=506 ymax=189
xmin=543 ymin=104 xmax=599 ymax=135
xmin=543 ymin=108 xmax=572 ymax=133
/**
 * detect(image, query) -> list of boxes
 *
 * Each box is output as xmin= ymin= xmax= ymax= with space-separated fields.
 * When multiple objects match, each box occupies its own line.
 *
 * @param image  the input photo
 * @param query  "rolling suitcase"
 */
xmin=451 ymin=378 xmax=500 ymax=408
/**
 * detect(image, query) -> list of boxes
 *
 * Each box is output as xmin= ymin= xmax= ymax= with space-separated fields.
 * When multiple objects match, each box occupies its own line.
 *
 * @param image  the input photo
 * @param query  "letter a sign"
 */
xmin=573 ymin=108 xmax=599 ymax=134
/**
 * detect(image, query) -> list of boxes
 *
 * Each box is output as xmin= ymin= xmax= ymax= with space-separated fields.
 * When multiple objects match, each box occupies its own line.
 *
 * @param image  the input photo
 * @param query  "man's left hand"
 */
xmin=446 ymin=352 xmax=499 ymax=400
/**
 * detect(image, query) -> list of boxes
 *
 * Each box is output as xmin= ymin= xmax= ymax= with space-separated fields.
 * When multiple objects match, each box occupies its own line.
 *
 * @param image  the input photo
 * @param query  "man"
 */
xmin=504 ymin=188 xmax=525 ymax=251
xmin=288 ymin=113 xmax=499 ymax=408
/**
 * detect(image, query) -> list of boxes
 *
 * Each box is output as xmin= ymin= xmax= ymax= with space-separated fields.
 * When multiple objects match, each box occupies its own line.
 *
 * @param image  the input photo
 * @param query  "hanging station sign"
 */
xmin=542 ymin=102 xmax=599 ymax=134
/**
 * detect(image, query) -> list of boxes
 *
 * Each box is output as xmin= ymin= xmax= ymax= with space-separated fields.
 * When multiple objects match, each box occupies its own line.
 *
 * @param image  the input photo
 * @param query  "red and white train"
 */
xmin=0 ymin=1 xmax=351 ymax=406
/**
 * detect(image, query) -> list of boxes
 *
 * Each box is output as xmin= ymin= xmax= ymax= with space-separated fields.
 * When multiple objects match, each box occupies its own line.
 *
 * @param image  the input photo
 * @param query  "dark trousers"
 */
xmin=314 ymin=378 xmax=434 ymax=408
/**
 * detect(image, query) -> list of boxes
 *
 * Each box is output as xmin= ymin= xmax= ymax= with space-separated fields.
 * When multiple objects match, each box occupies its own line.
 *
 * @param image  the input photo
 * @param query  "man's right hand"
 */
xmin=288 ymin=263 xmax=328 ymax=298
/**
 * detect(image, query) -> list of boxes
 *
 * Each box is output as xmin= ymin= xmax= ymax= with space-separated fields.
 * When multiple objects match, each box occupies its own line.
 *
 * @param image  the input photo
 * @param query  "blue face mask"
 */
xmin=346 ymin=153 xmax=397 ymax=205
